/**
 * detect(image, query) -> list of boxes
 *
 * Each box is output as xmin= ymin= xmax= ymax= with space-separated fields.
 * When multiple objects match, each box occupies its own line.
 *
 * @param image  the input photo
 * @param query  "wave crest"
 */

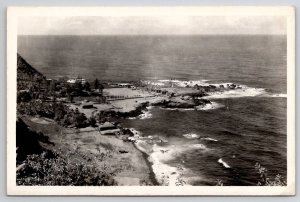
xmin=218 ymin=158 xmax=231 ymax=168
xmin=183 ymin=133 xmax=200 ymax=139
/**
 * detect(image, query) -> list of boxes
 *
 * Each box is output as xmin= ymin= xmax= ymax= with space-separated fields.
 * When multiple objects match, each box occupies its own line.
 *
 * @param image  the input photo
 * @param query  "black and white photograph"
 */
xmin=7 ymin=7 xmax=295 ymax=195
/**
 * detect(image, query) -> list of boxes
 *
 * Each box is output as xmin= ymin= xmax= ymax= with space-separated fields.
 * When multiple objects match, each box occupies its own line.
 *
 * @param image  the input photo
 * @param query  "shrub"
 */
xmin=17 ymin=150 xmax=116 ymax=186
xmin=255 ymin=163 xmax=287 ymax=186
xmin=88 ymin=117 xmax=97 ymax=126
xmin=17 ymin=101 xmax=89 ymax=128
xmin=17 ymin=91 xmax=32 ymax=103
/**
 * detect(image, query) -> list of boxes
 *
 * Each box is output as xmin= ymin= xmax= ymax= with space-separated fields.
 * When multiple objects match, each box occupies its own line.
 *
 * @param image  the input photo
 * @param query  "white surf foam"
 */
xmin=160 ymin=107 xmax=195 ymax=111
xmin=218 ymin=158 xmax=231 ymax=168
xmin=128 ymin=107 xmax=153 ymax=120
xmin=183 ymin=133 xmax=200 ymax=139
xmin=148 ymin=143 xmax=210 ymax=186
xmin=196 ymin=101 xmax=224 ymax=110
xmin=265 ymin=93 xmax=287 ymax=98
xmin=201 ymin=137 xmax=218 ymax=142
xmin=149 ymin=144 xmax=188 ymax=186
xmin=144 ymin=79 xmax=209 ymax=88
xmin=166 ymin=80 xmax=209 ymax=88
xmin=205 ymin=87 xmax=266 ymax=99
xmin=129 ymin=128 xmax=141 ymax=137
xmin=138 ymin=110 xmax=152 ymax=119
xmin=190 ymin=144 xmax=207 ymax=150
xmin=143 ymin=80 xmax=165 ymax=86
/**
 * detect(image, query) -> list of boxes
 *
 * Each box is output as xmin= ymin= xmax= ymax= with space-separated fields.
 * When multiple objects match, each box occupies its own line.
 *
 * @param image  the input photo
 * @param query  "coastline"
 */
xmin=131 ymin=142 xmax=159 ymax=186
xmin=20 ymin=115 xmax=156 ymax=186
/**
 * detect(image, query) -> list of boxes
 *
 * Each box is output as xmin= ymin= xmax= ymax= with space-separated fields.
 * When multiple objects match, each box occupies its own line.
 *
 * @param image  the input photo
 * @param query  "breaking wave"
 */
xmin=218 ymin=158 xmax=231 ymax=168
xmin=138 ymin=110 xmax=152 ymax=119
xmin=196 ymin=102 xmax=224 ymax=110
xmin=160 ymin=107 xmax=194 ymax=111
xmin=201 ymin=137 xmax=218 ymax=142
xmin=265 ymin=93 xmax=287 ymax=98
xmin=183 ymin=133 xmax=200 ymax=139
xmin=205 ymin=87 xmax=266 ymax=99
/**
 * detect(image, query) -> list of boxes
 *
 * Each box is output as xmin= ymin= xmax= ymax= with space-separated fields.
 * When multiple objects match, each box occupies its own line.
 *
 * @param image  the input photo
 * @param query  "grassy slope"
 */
xmin=22 ymin=116 xmax=154 ymax=186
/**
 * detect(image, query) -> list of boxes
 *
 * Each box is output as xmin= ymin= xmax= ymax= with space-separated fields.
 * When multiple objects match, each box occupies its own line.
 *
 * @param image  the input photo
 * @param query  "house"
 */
xmin=98 ymin=122 xmax=120 ymax=135
xmin=118 ymin=83 xmax=132 ymax=88
xmin=67 ymin=78 xmax=87 ymax=85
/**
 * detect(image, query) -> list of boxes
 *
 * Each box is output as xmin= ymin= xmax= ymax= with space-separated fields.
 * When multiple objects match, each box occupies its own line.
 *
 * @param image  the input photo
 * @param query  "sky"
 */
xmin=18 ymin=16 xmax=287 ymax=35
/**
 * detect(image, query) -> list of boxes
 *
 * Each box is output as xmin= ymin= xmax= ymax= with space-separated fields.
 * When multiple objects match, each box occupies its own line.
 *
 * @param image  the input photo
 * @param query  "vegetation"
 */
xmin=94 ymin=78 xmax=99 ymax=89
xmin=255 ymin=163 xmax=287 ymax=186
xmin=17 ymin=54 xmax=47 ymax=91
xmin=16 ymin=54 xmax=119 ymax=186
xmin=17 ymin=150 xmax=116 ymax=186
xmin=214 ymin=163 xmax=287 ymax=186
xmin=16 ymin=117 xmax=116 ymax=186
xmin=17 ymin=100 xmax=94 ymax=128
xmin=16 ymin=118 xmax=53 ymax=162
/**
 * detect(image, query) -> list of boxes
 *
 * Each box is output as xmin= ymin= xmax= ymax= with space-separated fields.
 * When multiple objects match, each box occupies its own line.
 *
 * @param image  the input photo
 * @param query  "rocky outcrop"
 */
xmin=164 ymin=101 xmax=195 ymax=109
xmin=94 ymin=102 xmax=149 ymax=121
xmin=151 ymin=97 xmax=211 ymax=109
xmin=193 ymin=98 xmax=211 ymax=106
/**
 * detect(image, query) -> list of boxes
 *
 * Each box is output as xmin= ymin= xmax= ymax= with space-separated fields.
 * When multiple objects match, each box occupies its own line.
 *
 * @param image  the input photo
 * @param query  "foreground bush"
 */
xmin=255 ymin=163 xmax=287 ymax=186
xmin=17 ymin=150 xmax=116 ymax=186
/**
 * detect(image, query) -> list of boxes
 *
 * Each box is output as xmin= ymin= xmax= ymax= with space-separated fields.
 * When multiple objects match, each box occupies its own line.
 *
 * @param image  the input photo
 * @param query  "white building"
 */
xmin=67 ymin=78 xmax=87 ymax=85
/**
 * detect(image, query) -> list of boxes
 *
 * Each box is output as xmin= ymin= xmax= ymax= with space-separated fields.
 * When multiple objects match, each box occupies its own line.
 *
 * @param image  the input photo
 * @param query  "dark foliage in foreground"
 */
xmin=17 ymin=150 xmax=116 ymax=186
xmin=16 ymin=118 xmax=53 ymax=162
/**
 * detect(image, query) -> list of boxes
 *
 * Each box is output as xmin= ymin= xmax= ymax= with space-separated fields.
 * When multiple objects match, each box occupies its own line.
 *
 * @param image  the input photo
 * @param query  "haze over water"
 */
xmin=18 ymin=35 xmax=287 ymax=185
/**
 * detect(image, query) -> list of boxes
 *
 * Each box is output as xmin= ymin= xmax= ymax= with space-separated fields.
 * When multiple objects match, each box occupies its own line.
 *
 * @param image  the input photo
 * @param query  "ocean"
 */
xmin=18 ymin=35 xmax=287 ymax=186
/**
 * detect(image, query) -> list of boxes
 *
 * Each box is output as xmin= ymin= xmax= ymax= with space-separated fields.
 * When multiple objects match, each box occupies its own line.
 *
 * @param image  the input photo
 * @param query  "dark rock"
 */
xmin=165 ymin=102 xmax=194 ymax=109
xmin=119 ymin=150 xmax=129 ymax=154
xmin=194 ymin=98 xmax=211 ymax=106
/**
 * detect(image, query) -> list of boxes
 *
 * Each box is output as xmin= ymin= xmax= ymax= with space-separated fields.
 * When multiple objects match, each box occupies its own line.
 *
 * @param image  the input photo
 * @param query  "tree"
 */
xmin=49 ymin=80 xmax=56 ymax=92
xmin=74 ymin=82 xmax=83 ymax=94
xmin=67 ymin=93 xmax=73 ymax=103
xmin=94 ymin=78 xmax=99 ymax=90
xmin=99 ymin=83 xmax=104 ymax=95
xmin=33 ymin=74 xmax=43 ymax=92
xmin=17 ymin=91 xmax=32 ymax=103
xmin=83 ymin=81 xmax=90 ymax=91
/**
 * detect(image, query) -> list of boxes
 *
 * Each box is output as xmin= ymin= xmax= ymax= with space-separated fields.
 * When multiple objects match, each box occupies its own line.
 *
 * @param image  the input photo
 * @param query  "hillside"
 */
xmin=17 ymin=53 xmax=46 ymax=90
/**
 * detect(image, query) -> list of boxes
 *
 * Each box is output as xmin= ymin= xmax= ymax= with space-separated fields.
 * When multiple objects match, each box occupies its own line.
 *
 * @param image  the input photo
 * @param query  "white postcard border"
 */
xmin=7 ymin=6 xmax=295 ymax=196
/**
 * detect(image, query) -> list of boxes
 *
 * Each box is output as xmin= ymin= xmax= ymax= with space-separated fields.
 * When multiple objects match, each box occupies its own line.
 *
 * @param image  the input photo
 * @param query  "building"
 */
xmin=67 ymin=78 xmax=87 ymax=85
